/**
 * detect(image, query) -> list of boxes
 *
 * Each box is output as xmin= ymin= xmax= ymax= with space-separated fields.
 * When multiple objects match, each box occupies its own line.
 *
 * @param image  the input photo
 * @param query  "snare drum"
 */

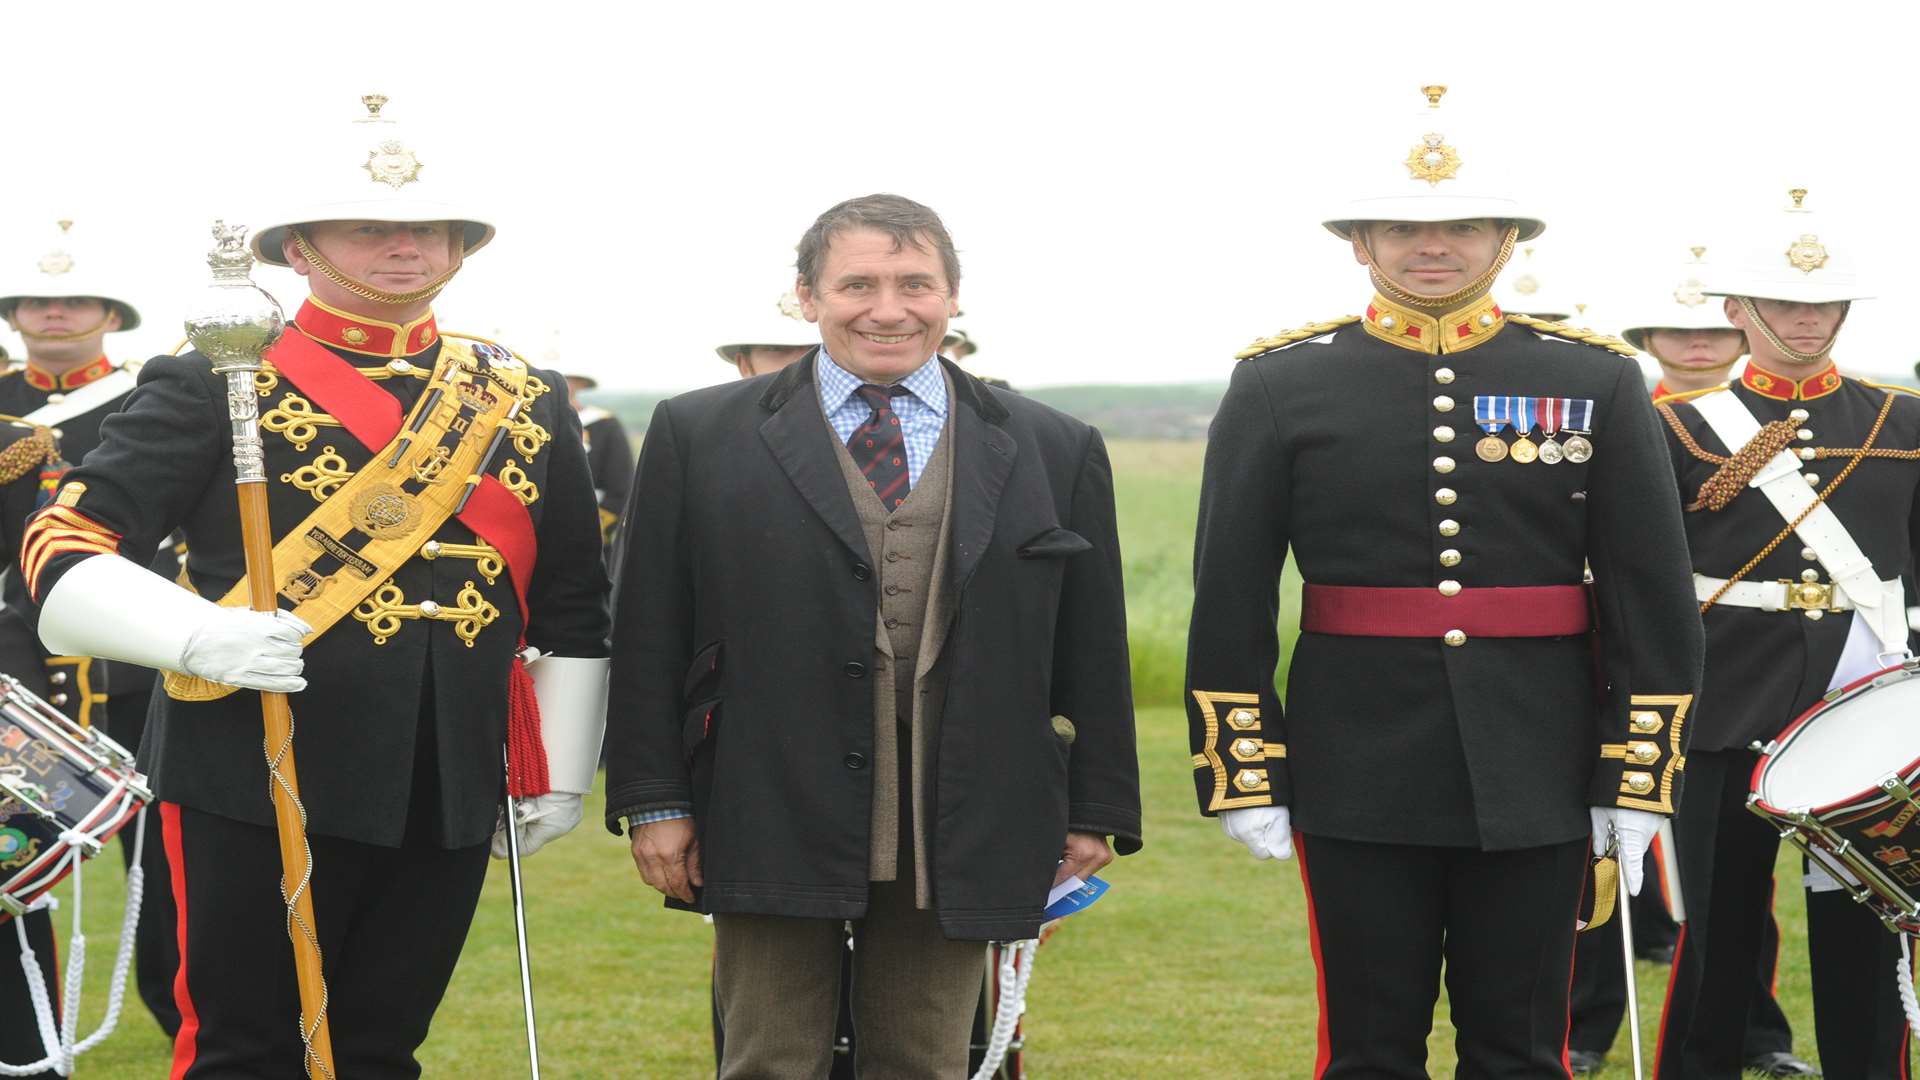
xmin=1750 ymin=660 xmax=1920 ymax=933
xmin=0 ymin=673 xmax=148 ymax=920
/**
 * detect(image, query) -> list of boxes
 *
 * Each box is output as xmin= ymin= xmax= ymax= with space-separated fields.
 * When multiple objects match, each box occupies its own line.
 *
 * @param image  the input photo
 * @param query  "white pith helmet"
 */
xmin=714 ymin=290 xmax=817 ymax=362
xmin=1619 ymin=246 xmax=1739 ymax=351
xmin=1700 ymin=189 xmax=1870 ymax=304
xmin=1495 ymin=244 xmax=1572 ymax=320
xmin=249 ymin=94 xmax=494 ymax=267
xmin=1323 ymin=85 xmax=1545 ymax=243
xmin=0 ymin=218 xmax=141 ymax=331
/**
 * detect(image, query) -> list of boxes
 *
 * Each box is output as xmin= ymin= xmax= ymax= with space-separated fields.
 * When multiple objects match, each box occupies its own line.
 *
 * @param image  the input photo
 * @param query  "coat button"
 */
xmin=884 ymin=584 xmax=900 ymax=596
xmin=843 ymin=662 xmax=867 ymax=678
xmin=1433 ymin=395 xmax=1455 ymax=413
xmin=1439 ymin=549 xmax=1462 ymax=567
xmin=1434 ymin=367 xmax=1456 ymax=385
xmin=1438 ymin=580 xmax=1462 ymax=597
xmin=885 ymin=552 xmax=900 ymax=563
xmin=843 ymin=753 xmax=867 ymax=770
xmin=48 ymin=671 xmax=68 ymax=686
xmin=1443 ymin=630 xmax=1467 ymax=647
xmin=1433 ymin=426 xmax=1455 ymax=443
xmin=886 ymin=520 xmax=902 ymax=531
xmin=852 ymin=563 xmax=871 ymax=580
xmin=1438 ymin=519 xmax=1460 ymax=537
xmin=884 ymin=617 xmax=899 ymax=629
xmin=1433 ymin=456 xmax=1456 ymax=474
xmin=50 ymin=693 xmax=69 ymax=706
xmin=1434 ymin=488 xmax=1457 ymax=506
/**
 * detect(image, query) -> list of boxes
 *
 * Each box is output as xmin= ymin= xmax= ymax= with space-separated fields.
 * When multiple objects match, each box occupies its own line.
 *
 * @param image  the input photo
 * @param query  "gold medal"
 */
xmin=1510 ymin=436 xmax=1538 ymax=464
xmin=1563 ymin=435 xmax=1593 ymax=463
xmin=1537 ymin=437 xmax=1564 ymax=464
xmin=1476 ymin=435 xmax=1509 ymax=462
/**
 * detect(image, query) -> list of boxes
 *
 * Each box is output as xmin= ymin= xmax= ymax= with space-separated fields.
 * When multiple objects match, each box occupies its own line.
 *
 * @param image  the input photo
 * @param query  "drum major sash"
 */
xmin=164 ymin=332 xmax=537 ymax=702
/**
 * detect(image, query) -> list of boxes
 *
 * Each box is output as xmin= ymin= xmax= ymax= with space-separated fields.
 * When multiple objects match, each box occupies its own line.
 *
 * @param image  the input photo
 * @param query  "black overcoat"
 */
xmin=604 ymin=352 xmax=1140 ymax=942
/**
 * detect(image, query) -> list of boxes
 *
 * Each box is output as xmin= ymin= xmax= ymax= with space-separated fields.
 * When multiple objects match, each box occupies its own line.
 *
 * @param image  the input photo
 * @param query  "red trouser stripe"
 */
xmin=1295 ymin=833 xmax=1332 ymax=1079
xmin=1650 ymin=922 xmax=1688 ymax=1078
xmin=1561 ymin=865 xmax=1584 ymax=1077
xmin=162 ymin=803 xmax=200 ymax=1080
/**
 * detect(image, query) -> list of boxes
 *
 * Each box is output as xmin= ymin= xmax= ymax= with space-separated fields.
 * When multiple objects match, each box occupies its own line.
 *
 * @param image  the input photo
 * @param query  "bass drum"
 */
xmin=1750 ymin=661 xmax=1920 ymax=932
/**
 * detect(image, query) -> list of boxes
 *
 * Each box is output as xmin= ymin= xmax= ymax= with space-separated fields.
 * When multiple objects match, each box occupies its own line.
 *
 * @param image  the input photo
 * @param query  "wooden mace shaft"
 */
xmin=235 ymin=481 xmax=337 ymax=1078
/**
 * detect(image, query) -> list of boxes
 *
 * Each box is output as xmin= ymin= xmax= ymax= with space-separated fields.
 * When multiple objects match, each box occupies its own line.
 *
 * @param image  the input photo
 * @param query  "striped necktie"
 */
xmin=849 ymin=383 xmax=911 ymax=511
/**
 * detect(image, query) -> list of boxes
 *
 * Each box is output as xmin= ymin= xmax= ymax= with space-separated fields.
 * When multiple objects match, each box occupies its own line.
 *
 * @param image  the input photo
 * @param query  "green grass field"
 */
xmin=52 ymin=440 xmax=1879 ymax=1076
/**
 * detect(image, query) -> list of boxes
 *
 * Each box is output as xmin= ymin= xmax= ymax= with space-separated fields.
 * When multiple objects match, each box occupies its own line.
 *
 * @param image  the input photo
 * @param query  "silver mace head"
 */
xmin=185 ymin=220 xmax=285 ymax=375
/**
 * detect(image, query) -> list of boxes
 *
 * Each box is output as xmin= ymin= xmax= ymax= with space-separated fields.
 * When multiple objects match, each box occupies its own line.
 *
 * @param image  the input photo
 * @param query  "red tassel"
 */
xmin=506 ymin=648 xmax=549 ymax=798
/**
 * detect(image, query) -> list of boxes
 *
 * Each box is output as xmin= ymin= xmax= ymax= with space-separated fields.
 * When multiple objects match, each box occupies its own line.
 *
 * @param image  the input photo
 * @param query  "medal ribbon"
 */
xmin=1538 ymin=397 xmax=1560 ymax=437
xmin=1474 ymin=395 xmax=1509 ymax=435
xmin=1565 ymin=398 xmax=1594 ymax=433
xmin=1511 ymin=396 xmax=1535 ymax=436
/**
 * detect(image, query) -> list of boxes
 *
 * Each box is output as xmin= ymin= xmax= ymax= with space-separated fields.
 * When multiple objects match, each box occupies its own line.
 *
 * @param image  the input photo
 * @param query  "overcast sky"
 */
xmin=4 ymin=1 xmax=1912 ymax=389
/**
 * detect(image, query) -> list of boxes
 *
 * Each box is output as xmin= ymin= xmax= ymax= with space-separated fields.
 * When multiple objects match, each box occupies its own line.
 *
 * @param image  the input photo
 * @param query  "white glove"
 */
xmin=38 ymin=553 xmax=310 ymax=692
xmin=492 ymin=792 xmax=583 ymax=859
xmin=1590 ymin=806 xmax=1663 ymax=896
xmin=1220 ymin=805 xmax=1294 ymax=861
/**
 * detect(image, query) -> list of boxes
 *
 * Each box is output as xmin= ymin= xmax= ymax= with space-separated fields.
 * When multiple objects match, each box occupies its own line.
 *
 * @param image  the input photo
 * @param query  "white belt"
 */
xmin=1694 ymin=572 xmax=1895 ymax=613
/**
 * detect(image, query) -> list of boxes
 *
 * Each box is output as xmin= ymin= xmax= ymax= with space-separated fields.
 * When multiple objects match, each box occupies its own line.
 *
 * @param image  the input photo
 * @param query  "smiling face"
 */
xmin=1726 ymin=297 xmax=1849 ymax=366
xmin=1352 ymin=219 xmax=1503 ymax=300
xmin=796 ymin=226 xmax=956 ymax=384
xmin=283 ymin=219 xmax=459 ymax=320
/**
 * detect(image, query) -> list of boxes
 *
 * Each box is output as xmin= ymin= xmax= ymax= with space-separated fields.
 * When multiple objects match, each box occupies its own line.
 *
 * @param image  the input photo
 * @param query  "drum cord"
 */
xmin=0 ymin=800 xmax=147 ymax=1076
xmin=970 ymin=939 xmax=1037 ymax=1080
xmin=1898 ymin=935 xmax=1920 ymax=1036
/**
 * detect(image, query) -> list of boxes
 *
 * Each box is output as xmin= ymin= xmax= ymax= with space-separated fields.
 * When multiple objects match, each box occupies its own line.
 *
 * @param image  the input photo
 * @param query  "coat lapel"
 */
xmin=943 ymin=359 xmax=1016 ymax=598
xmin=759 ymin=350 xmax=873 ymax=565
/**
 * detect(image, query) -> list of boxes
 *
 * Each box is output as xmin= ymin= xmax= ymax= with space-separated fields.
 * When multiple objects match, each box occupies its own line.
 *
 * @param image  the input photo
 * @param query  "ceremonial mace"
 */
xmin=186 ymin=222 xmax=337 ymax=1080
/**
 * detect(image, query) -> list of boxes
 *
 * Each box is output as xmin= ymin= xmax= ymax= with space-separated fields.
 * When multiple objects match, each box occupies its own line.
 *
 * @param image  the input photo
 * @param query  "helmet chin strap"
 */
xmin=1738 ymin=296 xmax=1847 ymax=366
xmin=290 ymin=227 xmax=462 ymax=307
xmin=1362 ymin=225 xmax=1519 ymax=311
xmin=11 ymin=310 xmax=115 ymax=343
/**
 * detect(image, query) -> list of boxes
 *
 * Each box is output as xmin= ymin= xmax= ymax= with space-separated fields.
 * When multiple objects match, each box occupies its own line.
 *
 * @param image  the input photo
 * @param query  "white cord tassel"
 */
xmin=1898 ymin=933 xmax=1920 ymax=1035
xmin=969 ymin=940 xmax=1037 ymax=1080
xmin=0 ymin=805 xmax=148 ymax=1076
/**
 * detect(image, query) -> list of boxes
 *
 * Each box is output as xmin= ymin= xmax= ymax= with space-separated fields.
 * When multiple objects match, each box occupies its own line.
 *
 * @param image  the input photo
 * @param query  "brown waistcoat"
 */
xmin=821 ymin=375 xmax=956 ymax=906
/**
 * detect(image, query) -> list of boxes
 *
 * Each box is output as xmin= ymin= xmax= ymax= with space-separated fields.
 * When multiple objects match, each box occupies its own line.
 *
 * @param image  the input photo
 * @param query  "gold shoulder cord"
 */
xmin=1235 ymin=316 xmax=1362 ymax=360
xmin=1508 ymin=315 xmax=1640 ymax=357
xmin=1697 ymin=392 xmax=1896 ymax=614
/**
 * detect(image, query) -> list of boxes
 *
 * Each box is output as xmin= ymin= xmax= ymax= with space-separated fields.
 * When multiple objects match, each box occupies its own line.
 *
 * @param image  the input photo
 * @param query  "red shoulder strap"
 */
xmin=263 ymin=331 xmax=404 ymax=448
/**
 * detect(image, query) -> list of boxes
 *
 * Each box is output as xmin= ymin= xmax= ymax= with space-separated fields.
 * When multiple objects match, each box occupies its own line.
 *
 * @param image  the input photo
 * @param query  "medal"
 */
xmin=1472 ymin=395 xmax=1509 ymax=462
xmin=1509 ymin=395 xmax=1537 ymax=463
xmin=1561 ymin=398 xmax=1595 ymax=464
xmin=1536 ymin=397 xmax=1563 ymax=464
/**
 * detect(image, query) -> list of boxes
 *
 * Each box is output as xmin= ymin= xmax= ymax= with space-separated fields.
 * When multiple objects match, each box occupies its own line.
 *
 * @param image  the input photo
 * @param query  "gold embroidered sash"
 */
xmin=165 ymin=340 xmax=525 ymax=701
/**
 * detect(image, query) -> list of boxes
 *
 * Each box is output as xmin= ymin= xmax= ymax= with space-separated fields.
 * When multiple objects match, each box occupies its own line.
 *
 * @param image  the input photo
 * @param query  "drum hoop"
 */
xmin=1751 ymin=662 xmax=1919 ymax=816
xmin=0 ymin=789 xmax=143 ymax=920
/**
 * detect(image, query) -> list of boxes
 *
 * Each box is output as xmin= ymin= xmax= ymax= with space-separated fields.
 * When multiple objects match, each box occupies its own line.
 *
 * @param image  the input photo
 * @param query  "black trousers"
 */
xmin=1655 ymin=749 xmax=1910 ymax=1079
xmin=1568 ymin=869 xmax=1793 ymax=1057
xmin=105 ymin=680 xmax=183 ymax=1039
xmin=160 ymin=802 xmax=489 ymax=1079
xmin=1296 ymin=831 xmax=1589 ymax=1079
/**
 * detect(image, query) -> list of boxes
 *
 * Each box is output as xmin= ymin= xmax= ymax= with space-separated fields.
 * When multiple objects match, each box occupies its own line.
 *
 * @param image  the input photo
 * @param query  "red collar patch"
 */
xmin=1742 ymin=363 xmax=1841 ymax=401
xmin=23 ymin=356 xmax=113 ymax=392
xmin=294 ymin=297 xmax=438 ymax=358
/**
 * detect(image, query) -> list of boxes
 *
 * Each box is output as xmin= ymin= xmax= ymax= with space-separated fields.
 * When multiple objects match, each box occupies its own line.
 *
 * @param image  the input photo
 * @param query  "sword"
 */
xmin=1611 ymin=824 xmax=1645 ymax=1080
xmin=1656 ymin=819 xmax=1686 ymax=923
xmin=503 ymin=746 xmax=542 ymax=1080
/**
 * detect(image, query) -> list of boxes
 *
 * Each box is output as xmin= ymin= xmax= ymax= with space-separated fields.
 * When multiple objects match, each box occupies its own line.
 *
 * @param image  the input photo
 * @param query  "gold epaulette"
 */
xmin=1863 ymin=380 xmax=1920 ymax=398
xmin=1234 ymin=317 xmax=1360 ymax=360
xmin=1509 ymin=314 xmax=1640 ymax=357
xmin=1652 ymin=384 xmax=1727 ymax=406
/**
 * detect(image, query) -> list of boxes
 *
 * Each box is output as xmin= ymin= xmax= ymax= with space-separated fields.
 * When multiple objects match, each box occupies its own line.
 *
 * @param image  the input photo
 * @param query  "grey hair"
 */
xmin=795 ymin=194 xmax=960 ymax=292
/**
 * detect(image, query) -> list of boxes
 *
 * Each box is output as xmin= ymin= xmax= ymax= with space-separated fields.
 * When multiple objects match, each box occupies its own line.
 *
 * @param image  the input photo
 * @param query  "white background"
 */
xmin=1 ymin=0 xmax=1910 ymax=389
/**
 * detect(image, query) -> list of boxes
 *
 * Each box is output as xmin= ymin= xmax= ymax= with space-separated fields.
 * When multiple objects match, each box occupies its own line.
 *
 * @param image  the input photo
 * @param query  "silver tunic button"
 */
xmin=1433 ymin=396 xmax=1456 ymax=413
xmin=1433 ymin=456 xmax=1456 ymax=474
xmin=419 ymin=600 xmax=442 ymax=617
xmin=1433 ymin=426 xmax=1456 ymax=443
xmin=389 ymin=359 xmax=415 ymax=375
xmin=1434 ymin=367 xmax=1456 ymax=385
xmin=1439 ymin=549 xmax=1462 ymax=567
xmin=1438 ymin=519 xmax=1460 ymax=537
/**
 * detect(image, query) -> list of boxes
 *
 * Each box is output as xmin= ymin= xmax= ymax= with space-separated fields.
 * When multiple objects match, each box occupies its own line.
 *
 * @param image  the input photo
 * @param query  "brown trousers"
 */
xmin=712 ymin=877 xmax=983 ymax=1079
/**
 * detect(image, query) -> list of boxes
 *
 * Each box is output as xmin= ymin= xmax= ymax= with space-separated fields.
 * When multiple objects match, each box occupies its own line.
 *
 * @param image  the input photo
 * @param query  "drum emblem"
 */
xmin=0 ymin=828 xmax=38 ymax=870
xmin=1874 ymin=845 xmax=1920 ymax=886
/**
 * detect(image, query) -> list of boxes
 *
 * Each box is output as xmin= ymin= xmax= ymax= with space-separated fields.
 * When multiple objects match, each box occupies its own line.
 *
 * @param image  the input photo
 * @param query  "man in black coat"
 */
xmin=1651 ymin=190 xmax=1916 ymax=1080
xmin=564 ymin=372 xmax=635 ymax=558
xmin=20 ymin=96 xmax=611 ymax=1078
xmin=1186 ymin=86 xmax=1703 ymax=1076
xmin=606 ymin=193 xmax=1140 ymax=1078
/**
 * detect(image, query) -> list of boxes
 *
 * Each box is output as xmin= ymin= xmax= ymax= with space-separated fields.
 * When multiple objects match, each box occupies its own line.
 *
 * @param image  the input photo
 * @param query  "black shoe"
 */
xmin=1568 ymin=1049 xmax=1605 ymax=1076
xmin=1744 ymin=1051 xmax=1821 ymax=1077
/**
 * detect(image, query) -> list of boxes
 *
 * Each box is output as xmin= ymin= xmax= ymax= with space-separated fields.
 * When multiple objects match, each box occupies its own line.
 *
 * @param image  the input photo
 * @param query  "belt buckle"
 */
xmin=1778 ymin=579 xmax=1837 ymax=611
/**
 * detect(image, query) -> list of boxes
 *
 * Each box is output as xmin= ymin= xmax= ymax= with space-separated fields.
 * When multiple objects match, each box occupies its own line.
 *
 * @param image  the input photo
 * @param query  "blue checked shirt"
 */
xmin=625 ymin=349 xmax=949 ymax=833
xmin=815 ymin=348 xmax=949 ymax=488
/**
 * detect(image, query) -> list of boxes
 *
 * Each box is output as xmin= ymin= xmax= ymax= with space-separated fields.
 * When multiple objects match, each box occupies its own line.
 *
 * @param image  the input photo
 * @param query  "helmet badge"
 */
xmin=357 ymin=94 xmax=423 ymax=190
xmin=37 ymin=220 xmax=74 ymax=276
xmin=1781 ymin=189 xmax=1828 ymax=274
xmin=1403 ymin=86 xmax=1461 ymax=187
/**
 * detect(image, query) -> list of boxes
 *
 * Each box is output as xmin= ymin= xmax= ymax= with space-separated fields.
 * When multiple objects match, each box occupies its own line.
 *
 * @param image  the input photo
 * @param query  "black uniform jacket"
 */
xmin=1661 ymin=368 xmax=1920 ymax=752
xmin=0 ymin=357 xmax=168 ymax=700
xmin=1187 ymin=302 xmax=1704 ymax=851
xmin=21 ymin=314 xmax=610 ymax=848
xmin=604 ymin=352 xmax=1140 ymax=942
xmin=0 ymin=425 xmax=54 ymax=701
xmin=581 ymin=408 xmax=635 ymax=541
